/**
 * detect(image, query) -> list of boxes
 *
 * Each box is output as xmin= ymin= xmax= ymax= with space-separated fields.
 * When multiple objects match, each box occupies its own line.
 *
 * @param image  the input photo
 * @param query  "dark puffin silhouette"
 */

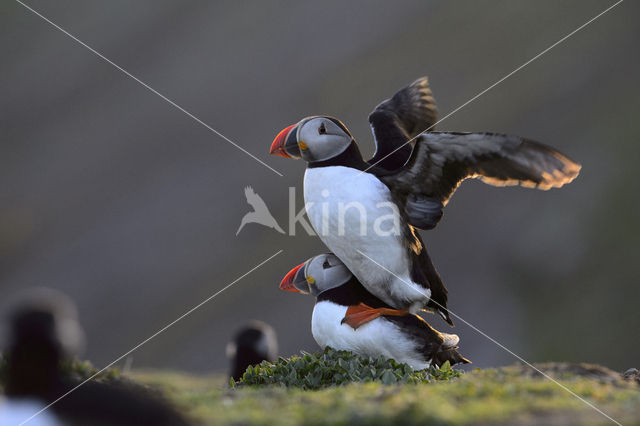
xmin=226 ymin=321 xmax=278 ymax=381
xmin=0 ymin=288 xmax=190 ymax=426
xmin=270 ymin=77 xmax=580 ymax=329
xmin=280 ymin=253 xmax=470 ymax=370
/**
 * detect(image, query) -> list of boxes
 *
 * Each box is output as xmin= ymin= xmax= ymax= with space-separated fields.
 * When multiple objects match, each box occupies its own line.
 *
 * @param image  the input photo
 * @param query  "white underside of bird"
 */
xmin=304 ymin=166 xmax=431 ymax=310
xmin=0 ymin=398 xmax=63 ymax=426
xmin=311 ymin=300 xmax=430 ymax=370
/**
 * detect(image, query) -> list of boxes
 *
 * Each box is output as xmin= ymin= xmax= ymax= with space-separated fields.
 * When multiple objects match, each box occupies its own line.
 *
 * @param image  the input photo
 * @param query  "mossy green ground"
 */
xmin=131 ymin=363 xmax=640 ymax=425
xmin=2 ymin=352 xmax=638 ymax=424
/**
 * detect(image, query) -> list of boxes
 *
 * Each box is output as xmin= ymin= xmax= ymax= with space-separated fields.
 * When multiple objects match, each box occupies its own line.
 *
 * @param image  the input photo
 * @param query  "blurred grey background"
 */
xmin=1 ymin=0 xmax=638 ymax=373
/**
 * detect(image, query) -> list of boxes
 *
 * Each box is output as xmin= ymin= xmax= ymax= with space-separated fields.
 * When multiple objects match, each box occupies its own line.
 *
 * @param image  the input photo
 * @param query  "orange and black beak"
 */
xmin=279 ymin=262 xmax=308 ymax=294
xmin=270 ymin=124 xmax=300 ymax=159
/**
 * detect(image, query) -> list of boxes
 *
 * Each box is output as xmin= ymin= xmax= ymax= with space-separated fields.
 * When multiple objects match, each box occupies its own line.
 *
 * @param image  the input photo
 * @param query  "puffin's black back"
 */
xmin=3 ymin=289 xmax=191 ymax=426
xmin=5 ymin=308 xmax=62 ymax=399
xmin=316 ymin=276 xmax=389 ymax=308
xmin=228 ymin=321 xmax=278 ymax=380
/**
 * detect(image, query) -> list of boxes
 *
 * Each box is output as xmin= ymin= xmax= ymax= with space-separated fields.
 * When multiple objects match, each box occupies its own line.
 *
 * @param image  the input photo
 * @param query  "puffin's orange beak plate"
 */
xmin=270 ymin=124 xmax=296 ymax=158
xmin=280 ymin=262 xmax=305 ymax=292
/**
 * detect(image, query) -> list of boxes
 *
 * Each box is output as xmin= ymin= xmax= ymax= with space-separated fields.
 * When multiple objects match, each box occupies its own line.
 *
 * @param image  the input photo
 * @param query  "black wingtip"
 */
xmin=434 ymin=347 xmax=471 ymax=367
xmin=439 ymin=309 xmax=454 ymax=327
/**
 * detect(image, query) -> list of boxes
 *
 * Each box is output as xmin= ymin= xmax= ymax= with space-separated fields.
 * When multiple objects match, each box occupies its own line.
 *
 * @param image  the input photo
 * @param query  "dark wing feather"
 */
xmin=368 ymin=77 xmax=438 ymax=171
xmin=433 ymin=347 xmax=471 ymax=367
xmin=418 ymin=235 xmax=452 ymax=325
xmin=383 ymin=132 xmax=581 ymax=214
xmin=385 ymin=314 xmax=470 ymax=367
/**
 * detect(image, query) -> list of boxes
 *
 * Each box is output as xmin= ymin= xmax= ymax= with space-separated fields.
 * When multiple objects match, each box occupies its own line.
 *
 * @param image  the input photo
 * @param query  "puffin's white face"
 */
xmin=304 ymin=253 xmax=353 ymax=296
xmin=296 ymin=117 xmax=352 ymax=163
xmin=279 ymin=253 xmax=352 ymax=297
xmin=270 ymin=116 xmax=353 ymax=163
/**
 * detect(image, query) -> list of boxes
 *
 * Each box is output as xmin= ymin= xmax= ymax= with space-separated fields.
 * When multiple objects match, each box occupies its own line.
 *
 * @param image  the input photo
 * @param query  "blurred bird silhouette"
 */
xmin=0 ymin=288 xmax=191 ymax=426
xmin=226 ymin=321 xmax=278 ymax=381
xmin=236 ymin=186 xmax=285 ymax=235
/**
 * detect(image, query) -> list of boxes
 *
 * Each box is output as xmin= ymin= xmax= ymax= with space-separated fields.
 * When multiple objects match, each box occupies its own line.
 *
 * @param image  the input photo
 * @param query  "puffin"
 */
xmin=271 ymin=77 xmax=436 ymax=172
xmin=270 ymin=77 xmax=581 ymax=328
xmin=279 ymin=253 xmax=470 ymax=370
xmin=0 ymin=288 xmax=190 ymax=426
xmin=226 ymin=321 xmax=278 ymax=380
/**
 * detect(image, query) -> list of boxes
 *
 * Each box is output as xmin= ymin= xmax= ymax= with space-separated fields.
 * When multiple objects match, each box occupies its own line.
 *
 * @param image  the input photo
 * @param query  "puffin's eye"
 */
xmin=318 ymin=123 xmax=326 ymax=135
xmin=322 ymin=259 xmax=331 ymax=268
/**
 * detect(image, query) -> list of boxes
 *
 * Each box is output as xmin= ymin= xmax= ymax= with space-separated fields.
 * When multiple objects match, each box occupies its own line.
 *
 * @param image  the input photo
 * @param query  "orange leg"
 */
xmin=341 ymin=303 xmax=409 ymax=330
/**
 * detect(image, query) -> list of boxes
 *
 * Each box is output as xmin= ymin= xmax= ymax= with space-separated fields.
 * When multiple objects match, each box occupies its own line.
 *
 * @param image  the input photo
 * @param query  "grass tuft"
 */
xmin=234 ymin=346 xmax=461 ymax=389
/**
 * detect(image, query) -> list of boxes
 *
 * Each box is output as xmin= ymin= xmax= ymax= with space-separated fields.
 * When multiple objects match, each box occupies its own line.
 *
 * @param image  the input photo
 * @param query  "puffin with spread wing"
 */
xmin=280 ymin=253 xmax=470 ymax=370
xmin=270 ymin=77 xmax=580 ymax=328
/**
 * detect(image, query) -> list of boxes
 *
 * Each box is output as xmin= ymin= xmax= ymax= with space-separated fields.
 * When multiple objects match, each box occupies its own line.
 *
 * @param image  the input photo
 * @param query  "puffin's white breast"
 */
xmin=304 ymin=166 xmax=430 ymax=308
xmin=311 ymin=300 xmax=429 ymax=370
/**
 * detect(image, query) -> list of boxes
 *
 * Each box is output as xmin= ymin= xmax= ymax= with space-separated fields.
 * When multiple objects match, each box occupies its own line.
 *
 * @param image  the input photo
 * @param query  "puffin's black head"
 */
xmin=226 ymin=321 xmax=278 ymax=381
xmin=4 ymin=288 xmax=84 ymax=398
xmin=270 ymin=116 xmax=355 ymax=163
xmin=279 ymin=253 xmax=353 ymax=297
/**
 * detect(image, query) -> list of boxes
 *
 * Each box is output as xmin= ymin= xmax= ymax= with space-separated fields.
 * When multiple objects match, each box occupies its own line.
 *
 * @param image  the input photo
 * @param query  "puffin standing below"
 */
xmin=226 ymin=321 xmax=278 ymax=381
xmin=270 ymin=77 xmax=581 ymax=328
xmin=280 ymin=253 xmax=470 ymax=370
xmin=0 ymin=288 xmax=190 ymax=426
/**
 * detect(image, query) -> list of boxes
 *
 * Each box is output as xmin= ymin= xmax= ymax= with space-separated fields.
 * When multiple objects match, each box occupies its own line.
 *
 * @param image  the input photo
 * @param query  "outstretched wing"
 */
xmin=382 ymin=132 xmax=581 ymax=227
xmin=367 ymin=77 xmax=438 ymax=171
xmin=244 ymin=186 xmax=269 ymax=212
